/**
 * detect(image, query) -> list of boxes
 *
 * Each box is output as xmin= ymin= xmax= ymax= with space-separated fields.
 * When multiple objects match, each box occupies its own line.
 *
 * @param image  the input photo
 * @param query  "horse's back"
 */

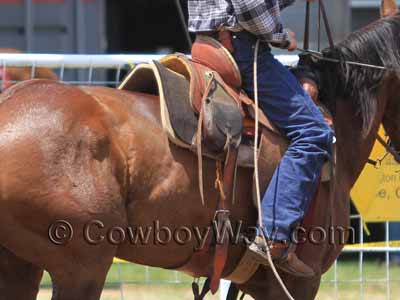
xmin=0 ymin=79 xmax=103 ymax=117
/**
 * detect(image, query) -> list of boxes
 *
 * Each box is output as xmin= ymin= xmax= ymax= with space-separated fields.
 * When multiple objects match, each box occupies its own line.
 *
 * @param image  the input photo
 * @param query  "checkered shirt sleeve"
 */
xmin=231 ymin=0 xmax=294 ymax=45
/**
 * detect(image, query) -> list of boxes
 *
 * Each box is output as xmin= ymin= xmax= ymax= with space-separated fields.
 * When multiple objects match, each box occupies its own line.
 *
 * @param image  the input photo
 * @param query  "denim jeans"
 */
xmin=231 ymin=31 xmax=334 ymax=241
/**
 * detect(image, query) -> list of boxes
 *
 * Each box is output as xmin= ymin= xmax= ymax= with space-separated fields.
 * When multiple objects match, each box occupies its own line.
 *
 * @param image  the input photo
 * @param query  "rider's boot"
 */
xmin=248 ymin=236 xmax=315 ymax=278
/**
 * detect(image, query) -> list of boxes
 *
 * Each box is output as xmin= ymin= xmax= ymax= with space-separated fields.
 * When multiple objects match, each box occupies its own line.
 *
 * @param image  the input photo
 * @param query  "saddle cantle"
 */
xmin=191 ymin=34 xmax=242 ymax=91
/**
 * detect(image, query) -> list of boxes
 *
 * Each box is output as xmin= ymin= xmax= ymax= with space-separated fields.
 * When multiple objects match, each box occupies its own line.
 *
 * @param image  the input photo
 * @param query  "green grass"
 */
xmin=38 ymin=260 xmax=400 ymax=300
xmin=317 ymin=260 xmax=400 ymax=300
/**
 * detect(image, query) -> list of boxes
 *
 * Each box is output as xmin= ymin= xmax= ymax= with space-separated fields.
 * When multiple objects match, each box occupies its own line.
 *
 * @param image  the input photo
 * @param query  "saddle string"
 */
xmin=253 ymin=39 xmax=296 ymax=300
xmin=232 ymin=156 xmax=238 ymax=205
xmin=197 ymin=107 xmax=205 ymax=205
xmin=215 ymin=160 xmax=226 ymax=200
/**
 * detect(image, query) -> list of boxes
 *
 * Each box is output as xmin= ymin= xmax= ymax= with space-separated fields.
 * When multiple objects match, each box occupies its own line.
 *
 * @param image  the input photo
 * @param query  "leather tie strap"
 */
xmin=210 ymin=139 xmax=239 ymax=294
xmin=197 ymin=107 xmax=205 ymax=205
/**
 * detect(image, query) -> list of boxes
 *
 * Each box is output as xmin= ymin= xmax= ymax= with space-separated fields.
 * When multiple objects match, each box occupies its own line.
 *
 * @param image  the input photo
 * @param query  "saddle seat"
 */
xmin=119 ymin=35 xmax=333 ymax=180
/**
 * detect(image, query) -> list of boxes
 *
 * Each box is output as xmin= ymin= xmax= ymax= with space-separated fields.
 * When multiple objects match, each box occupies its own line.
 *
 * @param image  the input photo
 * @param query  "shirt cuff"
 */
xmin=269 ymin=29 xmax=291 ymax=49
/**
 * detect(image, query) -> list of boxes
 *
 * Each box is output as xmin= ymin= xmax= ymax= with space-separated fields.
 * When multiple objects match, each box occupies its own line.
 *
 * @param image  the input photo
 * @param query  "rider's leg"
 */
xmin=231 ymin=32 xmax=333 ymax=276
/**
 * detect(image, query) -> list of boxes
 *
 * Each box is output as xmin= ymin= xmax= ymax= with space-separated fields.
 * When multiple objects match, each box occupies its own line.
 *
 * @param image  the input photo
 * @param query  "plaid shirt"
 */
xmin=188 ymin=0 xmax=295 ymax=46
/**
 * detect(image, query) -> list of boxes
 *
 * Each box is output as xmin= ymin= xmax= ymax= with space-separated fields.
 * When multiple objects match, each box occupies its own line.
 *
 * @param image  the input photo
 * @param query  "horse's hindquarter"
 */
xmin=0 ymin=80 xmax=128 ymax=272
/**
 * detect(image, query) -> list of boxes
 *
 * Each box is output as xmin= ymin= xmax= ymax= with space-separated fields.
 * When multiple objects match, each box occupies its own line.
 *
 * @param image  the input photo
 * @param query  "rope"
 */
xmin=253 ymin=39 xmax=296 ymax=300
xmin=297 ymin=48 xmax=389 ymax=71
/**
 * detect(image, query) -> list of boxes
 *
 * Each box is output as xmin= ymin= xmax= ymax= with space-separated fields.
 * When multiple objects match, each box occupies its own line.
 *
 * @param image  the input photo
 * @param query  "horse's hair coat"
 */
xmin=319 ymin=13 xmax=400 ymax=135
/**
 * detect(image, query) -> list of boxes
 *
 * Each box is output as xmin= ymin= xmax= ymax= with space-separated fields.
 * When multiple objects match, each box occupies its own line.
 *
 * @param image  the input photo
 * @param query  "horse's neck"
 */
xmin=334 ymin=101 xmax=384 ymax=191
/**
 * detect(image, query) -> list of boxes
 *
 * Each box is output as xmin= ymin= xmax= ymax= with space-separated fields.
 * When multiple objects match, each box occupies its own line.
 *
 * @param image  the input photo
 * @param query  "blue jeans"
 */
xmin=231 ymin=31 xmax=334 ymax=241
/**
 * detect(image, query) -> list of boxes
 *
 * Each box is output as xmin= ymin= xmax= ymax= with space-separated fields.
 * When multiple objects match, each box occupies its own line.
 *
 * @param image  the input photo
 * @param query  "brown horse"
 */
xmin=0 ymin=2 xmax=399 ymax=300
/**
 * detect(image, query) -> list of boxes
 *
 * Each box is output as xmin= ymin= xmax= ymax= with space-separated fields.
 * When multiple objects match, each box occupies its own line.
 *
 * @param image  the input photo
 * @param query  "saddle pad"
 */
xmin=119 ymin=62 xmax=197 ymax=148
xmin=152 ymin=61 xmax=198 ymax=147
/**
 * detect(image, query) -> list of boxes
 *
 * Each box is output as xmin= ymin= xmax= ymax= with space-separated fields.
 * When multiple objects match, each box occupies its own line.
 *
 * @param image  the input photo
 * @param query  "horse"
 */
xmin=0 ymin=2 xmax=399 ymax=300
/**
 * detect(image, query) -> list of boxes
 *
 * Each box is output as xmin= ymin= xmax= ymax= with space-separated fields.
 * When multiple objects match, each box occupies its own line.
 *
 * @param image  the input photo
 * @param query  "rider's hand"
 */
xmin=286 ymin=30 xmax=297 ymax=52
xmin=300 ymin=78 xmax=319 ymax=101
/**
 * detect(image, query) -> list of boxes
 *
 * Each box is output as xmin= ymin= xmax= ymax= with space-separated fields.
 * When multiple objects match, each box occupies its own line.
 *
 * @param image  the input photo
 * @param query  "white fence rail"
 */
xmin=0 ymin=54 xmax=399 ymax=300
xmin=0 ymin=53 xmax=300 ymax=88
xmin=0 ymin=53 xmax=300 ymax=68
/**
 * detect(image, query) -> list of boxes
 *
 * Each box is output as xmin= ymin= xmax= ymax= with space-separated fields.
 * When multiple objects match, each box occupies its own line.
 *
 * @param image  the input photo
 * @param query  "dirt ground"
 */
xmin=38 ymin=286 xmax=213 ymax=300
xmin=37 ymin=260 xmax=400 ymax=300
xmin=37 ymin=282 xmax=400 ymax=300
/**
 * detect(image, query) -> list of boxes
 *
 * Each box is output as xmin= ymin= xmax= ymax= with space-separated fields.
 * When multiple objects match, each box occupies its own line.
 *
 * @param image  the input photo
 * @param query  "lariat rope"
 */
xmin=253 ymin=39 xmax=296 ymax=300
xmin=296 ymin=48 xmax=390 ymax=71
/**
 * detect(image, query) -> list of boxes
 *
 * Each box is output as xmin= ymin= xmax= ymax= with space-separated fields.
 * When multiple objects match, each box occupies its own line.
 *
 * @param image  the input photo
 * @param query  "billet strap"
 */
xmin=210 ymin=140 xmax=239 ymax=294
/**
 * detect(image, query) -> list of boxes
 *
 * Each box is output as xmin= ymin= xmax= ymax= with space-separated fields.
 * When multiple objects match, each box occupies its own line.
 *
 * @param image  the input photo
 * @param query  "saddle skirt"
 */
xmin=119 ymin=34 xmax=333 ymax=180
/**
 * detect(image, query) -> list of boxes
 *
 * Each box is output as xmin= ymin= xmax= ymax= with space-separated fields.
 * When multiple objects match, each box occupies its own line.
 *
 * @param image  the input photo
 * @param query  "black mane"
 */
xmin=318 ymin=13 xmax=400 ymax=134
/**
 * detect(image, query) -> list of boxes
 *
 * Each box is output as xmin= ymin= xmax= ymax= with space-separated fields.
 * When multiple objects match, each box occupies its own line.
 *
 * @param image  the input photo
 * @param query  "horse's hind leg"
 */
xmin=50 ymin=270 xmax=109 ymax=300
xmin=49 ymin=255 xmax=114 ymax=300
xmin=0 ymin=245 xmax=43 ymax=300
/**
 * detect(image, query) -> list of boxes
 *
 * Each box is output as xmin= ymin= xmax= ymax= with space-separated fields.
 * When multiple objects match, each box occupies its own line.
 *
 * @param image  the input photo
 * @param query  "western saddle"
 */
xmin=119 ymin=32 xmax=333 ymax=295
xmin=119 ymin=34 xmax=285 ymax=162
